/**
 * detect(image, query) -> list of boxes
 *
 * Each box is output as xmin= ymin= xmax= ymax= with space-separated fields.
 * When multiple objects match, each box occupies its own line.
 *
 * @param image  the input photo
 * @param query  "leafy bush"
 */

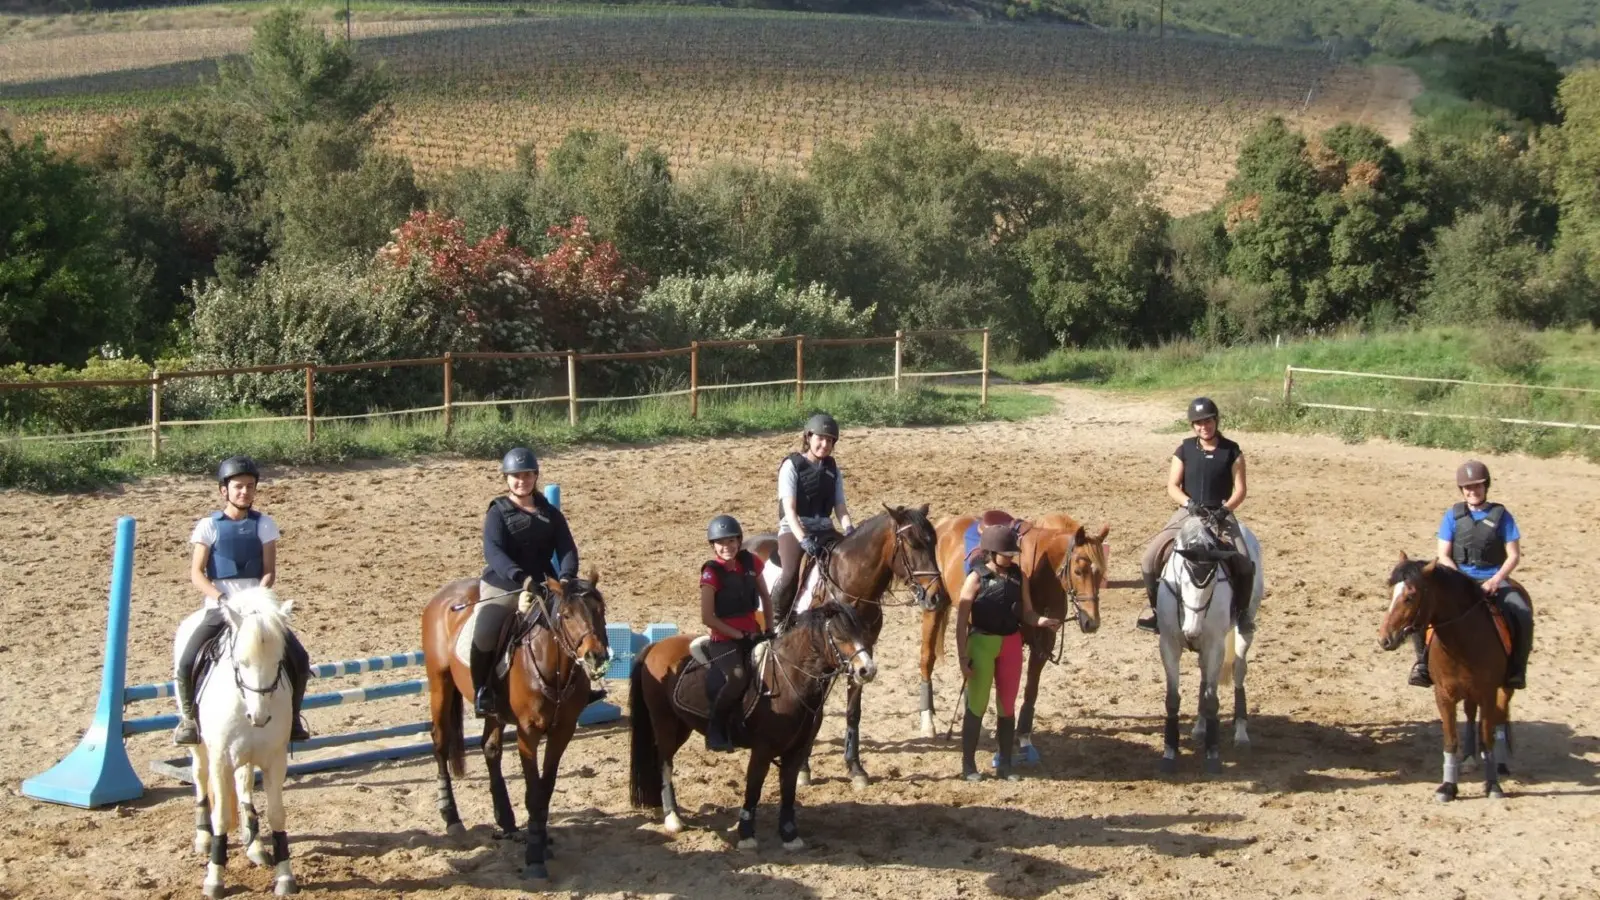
xmin=0 ymin=357 xmax=155 ymax=433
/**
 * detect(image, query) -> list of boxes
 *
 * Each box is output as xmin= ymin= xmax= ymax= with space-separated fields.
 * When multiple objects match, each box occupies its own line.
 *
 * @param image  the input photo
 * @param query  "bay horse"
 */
xmin=926 ymin=513 xmax=1107 ymax=760
xmin=743 ymin=503 xmax=944 ymax=789
xmin=629 ymin=600 xmax=877 ymax=850
xmin=421 ymin=574 xmax=610 ymax=881
xmin=176 ymin=587 xmax=299 ymax=899
xmin=1157 ymin=510 xmax=1263 ymax=775
xmin=1380 ymin=554 xmax=1517 ymax=801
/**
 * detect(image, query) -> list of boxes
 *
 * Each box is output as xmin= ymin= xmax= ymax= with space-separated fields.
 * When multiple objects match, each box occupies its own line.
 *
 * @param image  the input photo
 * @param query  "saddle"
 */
xmin=963 ymin=511 xmax=1032 ymax=573
xmin=1157 ymin=529 xmax=1254 ymax=627
xmin=188 ymin=633 xmax=229 ymax=736
xmin=1425 ymin=585 xmax=1519 ymax=658
xmin=671 ymin=637 xmax=767 ymax=744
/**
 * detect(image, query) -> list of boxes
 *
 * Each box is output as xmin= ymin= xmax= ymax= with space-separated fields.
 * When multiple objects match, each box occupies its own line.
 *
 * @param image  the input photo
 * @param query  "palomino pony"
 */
xmin=176 ymin=587 xmax=300 ymax=899
xmin=744 ymin=503 xmax=944 ymax=789
xmin=630 ymin=601 xmax=878 ymax=850
xmin=422 ymin=574 xmax=610 ymax=881
xmin=1157 ymin=509 xmax=1263 ymax=775
xmin=926 ymin=513 xmax=1107 ymax=758
xmin=1380 ymin=555 xmax=1517 ymax=801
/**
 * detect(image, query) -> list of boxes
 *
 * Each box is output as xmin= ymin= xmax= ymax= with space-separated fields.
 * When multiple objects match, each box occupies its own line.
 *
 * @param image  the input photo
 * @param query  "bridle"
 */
xmin=227 ymin=625 xmax=288 ymax=729
xmin=820 ymin=520 xmax=942 ymax=610
xmin=769 ymin=609 xmax=871 ymax=715
xmin=522 ymin=584 xmax=609 ymax=703
xmin=1390 ymin=576 xmax=1484 ymax=640
xmin=1052 ymin=533 xmax=1103 ymax=628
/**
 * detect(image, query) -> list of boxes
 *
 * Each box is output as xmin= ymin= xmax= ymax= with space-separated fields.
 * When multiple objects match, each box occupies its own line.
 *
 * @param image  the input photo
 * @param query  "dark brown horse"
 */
xmin=925 ymin=513 xmax=1108 ymax=755
xmin=629 ymin=601 xmax=878 ymax=850
xmin=744 ymin=503 xmax=944 ymax=789
xmin=422 ymin=574 xmax=610 ymax=880
xmin=1380 ymin=555 xmax=1518 ymax=801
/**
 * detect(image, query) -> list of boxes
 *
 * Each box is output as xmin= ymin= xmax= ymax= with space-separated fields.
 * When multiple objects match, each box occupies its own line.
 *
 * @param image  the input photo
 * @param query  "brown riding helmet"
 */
xmin=978 ymin=524 xmax=1020 ymax=555
xmin=1456 ymin=460 xmax=1491 ymax=489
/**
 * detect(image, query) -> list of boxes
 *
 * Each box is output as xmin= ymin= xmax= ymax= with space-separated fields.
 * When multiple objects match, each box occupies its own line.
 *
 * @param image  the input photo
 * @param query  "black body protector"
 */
xmin=1451 ymin=502 xmax=1508 ymax=572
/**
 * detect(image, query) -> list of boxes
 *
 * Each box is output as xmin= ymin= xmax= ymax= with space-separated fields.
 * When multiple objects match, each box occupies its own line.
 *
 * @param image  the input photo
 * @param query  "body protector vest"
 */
xmin=706 ymin=551 xmax=761 ymax=620
xmin=780 ymin=453 xmax=839 ymax=521
xmin=485 ymin=494 xmax=570 ymax=585
xmin=1179 ymin=436 xmax=1240 ymax=510
xmin=206 ymin=510 xmax=264 ymax=581
xmin=970 ymin=568 xmax=1023 ymax=636
xmin=1452 ymin=502 xmax=1508 ymax=572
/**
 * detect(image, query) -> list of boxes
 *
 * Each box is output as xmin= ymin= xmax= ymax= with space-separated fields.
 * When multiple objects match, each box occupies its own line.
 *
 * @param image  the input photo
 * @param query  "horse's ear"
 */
xmin=1072 ymin=525 xmax=1087 ymax=544
xmin=1421 ymin=560 xmax=1437 ymax=576
xmin=882 ymin=502 xmax=898 ymax=518
xmin=545 ymin=576 xmax=564 ymax=596
xmin=1397 ymin=550 xmax=1409 ymax=564
xmin=220 ymin=603 xmax=243 ymax=632
xmin=1095 ymin=524 xmax=1110 ymax=541
xmin=279 ymin=599 xmax=295 ymax=617
xmin=586 ymin=568 xmax=600 ymax=586
xmin=917 ymin=503 xmax=930 ymax=518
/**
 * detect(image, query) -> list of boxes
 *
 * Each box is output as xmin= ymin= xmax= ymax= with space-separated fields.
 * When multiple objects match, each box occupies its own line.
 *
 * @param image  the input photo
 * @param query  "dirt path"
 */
xmin=2 ymin=386 xmax=1596 ymax=899
xmin=1354 ymin=64 xmax=1423 ymax=146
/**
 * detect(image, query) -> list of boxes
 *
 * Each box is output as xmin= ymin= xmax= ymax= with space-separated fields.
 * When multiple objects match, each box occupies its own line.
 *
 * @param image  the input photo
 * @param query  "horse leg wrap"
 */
xmin=1442 ymin=751 xmax=1460 ymax=783
xmin=209 ymin=834 xmax=228 ymax=866
xmin=919 ymin=681 xmax=934 ymax=713
xmin=272 ymin=831 xmax=290 ymax=865
xmin=737 ymin=807 xmax=757 ymax=841
xmin=195 ymin=799 xmax=212 ymax=831
xmin=659 ymin=764 xmax=678 ymax=818
xmin=1163 ymin=717 xmax=1180 ymax=753
xmin=1233 ymin=687 xmax=1248 ymax=723
xmin=778 ymin=814 xmax=799 ymax=844
xmin=1017 ymin=704 xmax=1034 ymax=739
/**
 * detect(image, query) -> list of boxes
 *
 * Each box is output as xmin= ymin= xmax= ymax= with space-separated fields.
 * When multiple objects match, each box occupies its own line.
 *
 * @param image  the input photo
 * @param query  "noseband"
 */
xmin=1053 ymin=534 xmax=1103 ymax=624
xmin=227 ymin=627 xmax=287 ymax=728
xmin=524 ymin=587 xmax=608 ymax=703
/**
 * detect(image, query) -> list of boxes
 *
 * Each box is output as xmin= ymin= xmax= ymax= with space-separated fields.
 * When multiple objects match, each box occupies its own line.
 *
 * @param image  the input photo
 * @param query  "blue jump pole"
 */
xmin=23 ymin=516 xmax=144 ymax=808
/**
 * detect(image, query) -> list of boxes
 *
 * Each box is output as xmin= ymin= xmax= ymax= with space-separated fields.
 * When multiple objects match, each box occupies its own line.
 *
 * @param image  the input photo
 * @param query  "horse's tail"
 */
xmin=447 ymin=685 xmax=467 ymax=779
xmin=628 ymin=652 xmax=663 ymax=809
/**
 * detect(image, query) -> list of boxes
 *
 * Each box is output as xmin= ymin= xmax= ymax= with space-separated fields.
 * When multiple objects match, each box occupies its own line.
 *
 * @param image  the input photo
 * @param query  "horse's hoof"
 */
xmin=1497 ymin=763 xmax=1511 ymax=777
xmin=445 ymin=822 xmax=466 ymax=837
xmin=248 ymin=843 xmax=272 ymax=867
xmin=494 ymin=827 xmax=525 ymax=843
xmin=1203 ymin=756 xmax=1223 ymax=776
xmin=203 ymin=881 xmax=225 ymax=900
xmin=796 ymin=769 xmax=812 ymax=788
xmin=919 ymin=711 xmax=934 ymax=739
xmin=1158 ymin=756 xmax=1178 ymax=775
xmin=521 ymin=863 xmax=549 ymax=882
xmin=782 ymin=837 xmax=806 ymax=852
xmin=1234 ymin=736 xmax=1252 ymax=753
xmin=1434 ymin=784 xmax=1458 ymax=803
xmin=663 ymin=813 xmax=683 ymax=835
xmin=736 ymin=837 xmax=758 ymax=851
xmin=850 ymin=774 xmax=870 ymax=792
xmin=1461 ymin=755 xmax=1479 ymax=773
xmin=274 ymin=875 xmax=300 ymax=897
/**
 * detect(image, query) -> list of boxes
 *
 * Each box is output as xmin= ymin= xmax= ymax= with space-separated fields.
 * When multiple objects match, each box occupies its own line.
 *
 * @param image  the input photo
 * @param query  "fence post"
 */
xmin=795 ymin=335 xmax=805 ymax=407
xmin=567 ymin=351 xmax=579 ymax=427
xmin=442 ymin=352 xmax=454 ymax=437
xmin=689 ymin=341 xmax=700 ymax=419
xmin=149 ymin=371 xmax=161 ymax=460
xmin=304 ymin=365 xmax=316 ymax=443
xmin=893 ymin=330 xmax=903 ymax=394
xmin=1283 ymin=365 xmax=1294 ymax=405
xmin=980 ymin=329 xmax=990 ymax=409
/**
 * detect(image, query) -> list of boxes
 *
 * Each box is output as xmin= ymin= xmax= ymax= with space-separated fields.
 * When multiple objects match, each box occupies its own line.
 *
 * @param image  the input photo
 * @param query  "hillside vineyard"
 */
xmin=4 ymin=12 xmax=1400 ymax=213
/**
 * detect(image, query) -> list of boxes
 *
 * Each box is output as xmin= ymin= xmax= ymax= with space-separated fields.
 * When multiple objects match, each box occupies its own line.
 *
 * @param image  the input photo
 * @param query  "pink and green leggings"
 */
xmin=966 ymin=631 xmax=1024 ymax=717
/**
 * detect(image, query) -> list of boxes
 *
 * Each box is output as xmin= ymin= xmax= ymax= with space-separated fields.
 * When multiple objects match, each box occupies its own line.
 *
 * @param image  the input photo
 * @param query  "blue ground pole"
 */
xmin=23 ymin=516 xmax=145 ymax=808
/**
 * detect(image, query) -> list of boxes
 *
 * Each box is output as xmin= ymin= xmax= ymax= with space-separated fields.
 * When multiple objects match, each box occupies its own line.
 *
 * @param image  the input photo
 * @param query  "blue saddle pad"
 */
xmin=963 ymin=521 xmax=984 ymax=575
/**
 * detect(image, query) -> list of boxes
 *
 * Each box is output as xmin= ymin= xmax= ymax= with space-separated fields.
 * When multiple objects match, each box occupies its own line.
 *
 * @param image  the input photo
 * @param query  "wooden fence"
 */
xmin=1282 ymin=365 xmax=1600 ymax=432
xmin=1 ymin=328 xmax=990 ymax=456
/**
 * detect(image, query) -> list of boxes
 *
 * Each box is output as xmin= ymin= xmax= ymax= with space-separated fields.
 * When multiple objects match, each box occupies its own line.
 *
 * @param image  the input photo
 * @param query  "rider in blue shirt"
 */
xmin=1410 ymin=460 xmax=1533 ymax=690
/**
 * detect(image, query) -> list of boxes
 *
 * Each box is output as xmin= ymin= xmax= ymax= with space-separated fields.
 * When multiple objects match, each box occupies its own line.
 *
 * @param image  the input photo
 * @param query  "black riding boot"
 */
xmin=286 ymin=633 xmax=311 ymax=742
xmin=704 ymin=664 xmax=734 ymax=753
xmin=1507 ymin=621 xmax=1532 ymax=691
xmin=1409 ymin=632 xmax=1432 ymax=688
xmin=471 ymin=646 xmax=499 ymax=717
xmin=996 ymin=716 xmax=1020 ymax=781
xmin=172 ymin=667 xmax=200 ymax=746
xmin=771 ymin=571 xmax=798 ymax=633
xmin=1137 ymin=572 xmax=1160 ymax=634
xmin=1232 ymin=557 xmax=1257 ymax=635
xmin=960 ymin=710 xmax=983 ymax=781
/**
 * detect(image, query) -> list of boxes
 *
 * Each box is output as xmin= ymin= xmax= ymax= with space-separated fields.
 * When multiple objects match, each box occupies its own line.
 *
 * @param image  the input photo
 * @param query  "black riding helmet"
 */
xmin=1187 ymin=397 xmax=1220 ymax=423
xmin=1456 ymin=459 xmax=1491 ymax=490
xmin=216 ymin=455 xmax=260 ymax=485
xmin=707 ymin=514 xmax=744 ymax=542
xmin=804 ymin=412 xmax=840 ymax=440
xmin=501 ymin=447 xmax=539 ymax=475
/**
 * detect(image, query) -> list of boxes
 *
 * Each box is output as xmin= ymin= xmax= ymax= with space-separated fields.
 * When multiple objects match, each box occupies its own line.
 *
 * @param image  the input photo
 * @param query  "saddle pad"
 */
xmin=762 ymin=561 xmax=825 ymax=616
xmin=964 ymin=515 xmax=1027 ymax=574
xmin=453 ymin=600 xmax=523 ymax=681
xmin=671 ymin=653 xmax=763 ymax=722
xmin=1426 ymin=605 xmax=1514 ymax=658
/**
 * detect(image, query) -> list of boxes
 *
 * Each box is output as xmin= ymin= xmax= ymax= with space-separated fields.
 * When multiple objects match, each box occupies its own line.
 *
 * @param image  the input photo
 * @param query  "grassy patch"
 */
xmin=996 ymin=326 xmax=1600 ymax=460
xmin=0 ymin=384 xmax=1051 ymax=493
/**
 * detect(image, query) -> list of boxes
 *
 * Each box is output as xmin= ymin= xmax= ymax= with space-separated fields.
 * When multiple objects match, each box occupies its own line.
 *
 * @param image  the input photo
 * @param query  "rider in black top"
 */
xmin=473 ymin=447 xmax=583 ymax=716
xmin=1137 ymin=397 xmax=1254 ymax=635
xmin=771 ymin=413 xmax=853 ymax=629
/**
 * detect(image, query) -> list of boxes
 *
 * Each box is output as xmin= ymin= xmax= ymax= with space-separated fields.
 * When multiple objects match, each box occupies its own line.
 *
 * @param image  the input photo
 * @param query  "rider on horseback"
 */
xmin=1410 ymin=460 xmax=1534 ymax=690
xmin=771 ymin=412 xmax=854 ymax=629
xmin=1137 ymin=397 xmax=1254 ymax=635
xmin=473 ymin=447 xmax=589 ymax=717
xmin=699 ymin=515 xmax=775 ymax=753
xmin=172 ymin=456 xmax=311 ymax=745
xmin=957 ymin=525 xmax=1061 ymax=782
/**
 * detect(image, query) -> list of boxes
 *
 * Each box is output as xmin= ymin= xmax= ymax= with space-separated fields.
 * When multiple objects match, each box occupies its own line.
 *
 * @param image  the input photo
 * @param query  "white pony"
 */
xmin=174 ymin=587 xmax=300 ymax=898
xmin=1157 ymin=512 xmax=1264 ymax=775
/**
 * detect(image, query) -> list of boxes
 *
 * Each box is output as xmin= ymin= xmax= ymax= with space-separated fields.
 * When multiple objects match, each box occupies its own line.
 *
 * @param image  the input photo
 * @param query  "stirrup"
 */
xmin=1408 ymin=663 xmax=1433 ymax=688
xmin=290 ymin=717 xmax=310 ymax=742
xmin=172 ymin=716 xmax=199 ymax=746
xmin=1136 ymin=610 xmax=1159 ymax=634
xmin=474 ymin=686 xmax=497 ymax=717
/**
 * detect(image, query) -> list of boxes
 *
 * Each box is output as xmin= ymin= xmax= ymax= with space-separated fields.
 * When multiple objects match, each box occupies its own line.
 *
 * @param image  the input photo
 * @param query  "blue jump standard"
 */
xmin=23 ymin=487 xmax=681 ymax=809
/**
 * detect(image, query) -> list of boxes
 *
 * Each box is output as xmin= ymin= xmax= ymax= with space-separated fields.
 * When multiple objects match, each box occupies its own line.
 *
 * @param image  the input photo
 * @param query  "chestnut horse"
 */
xmin=421 ymin=574 xmax=610 ymax=881
xmin=629 ymin=601 xmax=878 ymax=851
xmin=1380 ymin=555 xmax=1518 ymax=801
xmin=743 ymin=503 xmax=944 ymax=789
xmin=924 ymin=514 xmax=1107 ymax=759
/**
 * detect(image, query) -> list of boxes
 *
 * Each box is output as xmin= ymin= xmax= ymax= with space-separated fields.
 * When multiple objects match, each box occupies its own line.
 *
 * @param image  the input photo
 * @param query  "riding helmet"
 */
xmin=500 ymin=447 xmax=539 ymax=475
xmin=804 ymin=412 xmax=840 ymax=440
xmin=1187 ymin=397 xmax=1220 ymax=423
xmin=978 ymin=524 xmax=1020 ymax=555
xmin=216 ymin=455 xmax=260 ymax=485
xmin=707 ymin=514 xmax=744 ymax=543
xmin=1456 ymin=459 xmax=1491 ymax=490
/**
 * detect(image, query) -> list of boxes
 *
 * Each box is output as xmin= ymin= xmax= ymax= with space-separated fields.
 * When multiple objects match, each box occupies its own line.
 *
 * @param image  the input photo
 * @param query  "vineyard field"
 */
xmin=0 ymin=9 xmax=1418 ymax=213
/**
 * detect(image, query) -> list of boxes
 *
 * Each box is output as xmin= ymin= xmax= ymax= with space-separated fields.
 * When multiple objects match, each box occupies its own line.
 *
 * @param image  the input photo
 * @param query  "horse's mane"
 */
xmin=1178 ymin=515 xmax=1221 ymax=550
xmin=1389 ymin=557 xmax=1479 ymax=595
xmin=790 ymin=599 xmax=865 ymax=645
xmin=227 ymin=587 xmax=291 ymax=666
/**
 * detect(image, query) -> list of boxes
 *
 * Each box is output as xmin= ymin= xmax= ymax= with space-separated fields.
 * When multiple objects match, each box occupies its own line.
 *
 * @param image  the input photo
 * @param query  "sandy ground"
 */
xmin=1 ymin=386 xmax=1597 ymax=899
